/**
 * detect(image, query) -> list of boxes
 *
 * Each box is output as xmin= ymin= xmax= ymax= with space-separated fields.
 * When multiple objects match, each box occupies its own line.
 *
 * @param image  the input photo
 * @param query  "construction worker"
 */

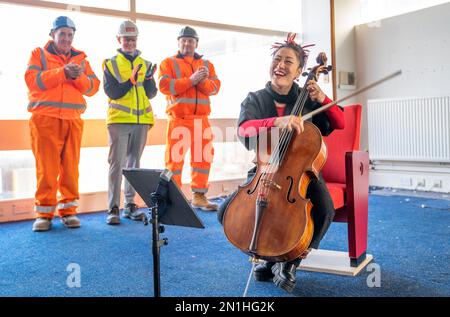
xmin=25 ymin=16 xmax=100 ymax=232
xmin=159 ymin=26 xmax=221 ymax=211
xmin=103 ymin=20 xmax=157 ymax=225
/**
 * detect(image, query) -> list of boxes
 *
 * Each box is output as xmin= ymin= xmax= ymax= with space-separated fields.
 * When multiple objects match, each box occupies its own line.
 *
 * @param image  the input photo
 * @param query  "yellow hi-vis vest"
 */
xmin=104 ymin=52 xmax=154 ymax=125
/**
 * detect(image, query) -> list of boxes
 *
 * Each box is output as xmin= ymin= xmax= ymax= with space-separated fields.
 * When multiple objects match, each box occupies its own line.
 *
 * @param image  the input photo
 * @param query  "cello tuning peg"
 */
xmin=302 ymin=72 xmax=308 ymax=77
xmin=327 ymin=65 xmax=333 ymax=71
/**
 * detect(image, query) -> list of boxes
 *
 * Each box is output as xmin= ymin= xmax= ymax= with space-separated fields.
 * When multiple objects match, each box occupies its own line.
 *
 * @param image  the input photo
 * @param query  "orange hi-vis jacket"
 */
xmin=25 ymin=40 xmax=100 ymax=119
xmin=159 ymin=52 xmax=220 ymax=118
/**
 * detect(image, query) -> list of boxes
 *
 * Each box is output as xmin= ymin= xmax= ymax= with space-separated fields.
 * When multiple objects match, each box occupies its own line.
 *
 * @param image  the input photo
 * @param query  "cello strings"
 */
xmin=266 ymin=82 xmax=310 ymax=168
xmin=269 ymin=77 xmax=311 ymax=168
xmin=276 ymin=76 xmax=313 ymax=162
xmin=258 ymin=81 xmax=311 ymax=197
xmin=259 ymin=84 xmax=310 ymax=197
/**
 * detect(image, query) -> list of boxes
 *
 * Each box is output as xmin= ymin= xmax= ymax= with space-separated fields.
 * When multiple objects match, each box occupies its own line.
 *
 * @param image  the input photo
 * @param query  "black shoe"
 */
xmin=254 ymin=261 xmax=275 ymax=282
xmin=123 ymin=203 xmax=144 ymax=221
xmin=106 ymin=206 xmax=120 ymax=225
xmin=272 ymin=260 xmax=299 ymax=293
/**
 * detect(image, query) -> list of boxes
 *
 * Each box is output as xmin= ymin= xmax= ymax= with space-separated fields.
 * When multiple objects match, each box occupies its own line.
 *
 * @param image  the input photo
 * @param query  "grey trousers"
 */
xmin=107 ymin=124 xmax=149 ymax=210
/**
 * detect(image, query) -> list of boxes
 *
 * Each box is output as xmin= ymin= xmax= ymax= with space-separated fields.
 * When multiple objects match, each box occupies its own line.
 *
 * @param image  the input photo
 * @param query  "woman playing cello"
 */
xmin=218 ymin=34 xmax=345 ymax=292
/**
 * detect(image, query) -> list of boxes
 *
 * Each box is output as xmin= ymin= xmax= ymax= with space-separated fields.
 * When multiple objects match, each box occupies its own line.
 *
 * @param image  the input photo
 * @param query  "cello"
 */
xmin=222 ymin=52 xmax=333 ymax=263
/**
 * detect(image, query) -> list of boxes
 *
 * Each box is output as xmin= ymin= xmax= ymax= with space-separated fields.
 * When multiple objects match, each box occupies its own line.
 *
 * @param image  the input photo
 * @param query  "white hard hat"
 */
xmin=117 ymin=20 xmax=139 ymax=37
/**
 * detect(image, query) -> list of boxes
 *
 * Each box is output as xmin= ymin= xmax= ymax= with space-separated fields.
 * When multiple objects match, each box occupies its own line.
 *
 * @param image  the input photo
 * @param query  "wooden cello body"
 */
xmin=222 ymin=121 xmax=327 ymax=262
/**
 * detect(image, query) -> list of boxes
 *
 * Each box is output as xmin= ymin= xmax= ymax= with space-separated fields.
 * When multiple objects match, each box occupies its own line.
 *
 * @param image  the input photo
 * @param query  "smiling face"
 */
xmin=178 ymin=37 xmax=198 ymax=56
xmin=270 ymin=47 xmax=302 ymax=95
xmin=51 ymin=27 xmax=74 ymax=55
xmin=118 ymin=36 xmax=137 ymax=54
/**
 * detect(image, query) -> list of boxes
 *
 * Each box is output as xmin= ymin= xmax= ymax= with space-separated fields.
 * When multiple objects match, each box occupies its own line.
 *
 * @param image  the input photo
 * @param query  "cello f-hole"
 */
xmin=286 ymin=176 xmax=296 ymax=203
xmin=247 ymin=173 xmax=264 ymax=195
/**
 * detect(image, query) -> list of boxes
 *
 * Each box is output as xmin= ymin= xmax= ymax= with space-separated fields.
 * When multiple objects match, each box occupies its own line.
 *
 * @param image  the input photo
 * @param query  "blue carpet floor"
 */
xmin=0 ymin=194 xmax=449 ymax=297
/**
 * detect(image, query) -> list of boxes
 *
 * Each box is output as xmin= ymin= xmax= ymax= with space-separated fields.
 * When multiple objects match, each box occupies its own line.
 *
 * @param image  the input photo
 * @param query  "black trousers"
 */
xmin=218 ymin=168 xmax=335 ymax=250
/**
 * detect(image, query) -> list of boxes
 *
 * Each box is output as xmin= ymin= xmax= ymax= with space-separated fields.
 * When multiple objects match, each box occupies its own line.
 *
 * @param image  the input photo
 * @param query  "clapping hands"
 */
xmin=64 ymin=63 xmax=84 ymax=80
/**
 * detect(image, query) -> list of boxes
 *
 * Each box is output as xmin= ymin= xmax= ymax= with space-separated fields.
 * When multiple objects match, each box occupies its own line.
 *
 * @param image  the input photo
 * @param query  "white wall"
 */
xmin=355 ymin=3 xmax=450 ymax=100
xmin=334 ymin=0 xmax=360 ymax=106
xmin=301 ymin=0 xmax=333 ymax=98
xmin=333 ymin=1 xmax=450 ymax=192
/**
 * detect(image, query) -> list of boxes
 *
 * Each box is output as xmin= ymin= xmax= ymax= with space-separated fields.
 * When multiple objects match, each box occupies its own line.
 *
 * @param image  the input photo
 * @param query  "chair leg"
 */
xmin=350 ymin=252 xmax=366 ymax=267
xmin=345 ymin=151 xmax=370 ymax=266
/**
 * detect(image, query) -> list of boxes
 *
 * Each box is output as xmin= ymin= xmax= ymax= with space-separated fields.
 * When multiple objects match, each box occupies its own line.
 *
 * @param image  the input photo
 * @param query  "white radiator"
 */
xmin=368 ymin=97 xmax=450 ymax=163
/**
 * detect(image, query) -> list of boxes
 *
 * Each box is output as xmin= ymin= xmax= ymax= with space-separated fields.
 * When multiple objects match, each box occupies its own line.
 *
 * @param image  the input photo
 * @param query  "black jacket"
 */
xmin=237 ymin=81 xmax=334 ymax=150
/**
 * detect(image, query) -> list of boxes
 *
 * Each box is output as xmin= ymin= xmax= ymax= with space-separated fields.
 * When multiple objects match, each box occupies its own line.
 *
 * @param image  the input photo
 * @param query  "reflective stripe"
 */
xmin=39 ymin=48 xmax=47 ymax=70
xmin=110 ymin=57 xmax=124 ymax=83
xmin=192 ymin=187 xmax=208 ymax=193
xmin=170 ymin=57 xmax=181 ymax=78
xmin=160 ymin=74 xmax=170 ymax=80
xmin=36 ymin=72 xmax=46 ymax=90
xmin=169 ymin=79 xmax=176 ymax=95
xmin=87 ymin=74 xmax=97 ymax=79
xmin=136 ymin=82 xmax=144 ymax=87
xmin=210 ymin=76 xmax=218 ymax=80
xmin=169 ymin=98 xmax=210 ymax=105
xmin=27 ymin=65 xmax=41 ymax=71
xmin=28 ymin=101 xmax=86 ymax=110
xmin=210 ymin=81 xmax=218 ymax=95
xmin=192 ymin=167 xmax=210 ymax=174
xmin=132 ymin=106 xmax=153 ymax=116
xmin=110 ymin=103 xmax=151 ymax=115
xmin=58 ymin=201 xmax=78 ymax=210
xmin=85 ymin=77 xmax=94 ymax=94
xmin=109 ymin=103 xmax=131 ymax=113
xmin=81 ymin=60 xmax=85 ymax=69
xmin=203 ymin=59 xmax=210 ymax=72
xmin=170 ymin=169 xmax=182 ymax=175
xmin=35 ymin=205 xmax=56 ymax=213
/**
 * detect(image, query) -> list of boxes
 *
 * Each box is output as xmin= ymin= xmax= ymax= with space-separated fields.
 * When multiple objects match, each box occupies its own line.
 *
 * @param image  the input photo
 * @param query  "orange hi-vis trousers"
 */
xmin=29 ymin=114 xmax=83 ymax=219
xmin=165 ymin=116 xmax=214 ymax=193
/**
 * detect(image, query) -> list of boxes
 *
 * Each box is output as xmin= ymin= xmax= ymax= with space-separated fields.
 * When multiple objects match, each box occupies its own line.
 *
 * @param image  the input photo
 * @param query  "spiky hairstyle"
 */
xmin=271 ymin=33 xmax=314 ymax=69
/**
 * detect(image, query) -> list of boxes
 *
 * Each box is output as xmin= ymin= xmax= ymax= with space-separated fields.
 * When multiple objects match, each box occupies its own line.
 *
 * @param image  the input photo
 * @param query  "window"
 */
xmin=44 ymin=0 xmax=130 ymax=11
xmin=136 ymin=21 xmax=278 ymax=118
xmin=0 ymin=3 xmax=120 ymax=119
xmin=136 ymin=0 xmax=302 ymax=32
xmin=0 ymin=1 xmax=307 ymax=201
xmin=359 ymin=0 xmax=450 ymax=23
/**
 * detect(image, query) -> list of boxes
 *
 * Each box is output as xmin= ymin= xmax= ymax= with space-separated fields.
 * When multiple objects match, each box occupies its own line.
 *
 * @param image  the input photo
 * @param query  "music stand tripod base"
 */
xmin=123 ymin=168 xmax=204 ymax=297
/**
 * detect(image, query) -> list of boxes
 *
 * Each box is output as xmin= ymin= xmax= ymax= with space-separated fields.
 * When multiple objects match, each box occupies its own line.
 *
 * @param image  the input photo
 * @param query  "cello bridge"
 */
xmin=262 ymin=179 xmax=281 ymax=190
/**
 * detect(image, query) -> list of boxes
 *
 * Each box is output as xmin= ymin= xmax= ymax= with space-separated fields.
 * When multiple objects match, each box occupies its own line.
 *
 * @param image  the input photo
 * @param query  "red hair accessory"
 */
xmin=271 ymin=32 xmax=315 ymax=53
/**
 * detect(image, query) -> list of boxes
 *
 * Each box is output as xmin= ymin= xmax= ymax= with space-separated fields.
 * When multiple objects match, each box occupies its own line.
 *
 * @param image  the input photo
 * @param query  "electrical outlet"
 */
xmin=433 ymin=180 xmax=443 ymax=188
xmin=417 ymin=179 xmax=426 ymax=187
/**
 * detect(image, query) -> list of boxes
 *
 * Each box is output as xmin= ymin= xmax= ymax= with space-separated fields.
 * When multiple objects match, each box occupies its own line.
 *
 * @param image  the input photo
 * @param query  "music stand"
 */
xmin=123 ymin=168 xmax=204 ymax=297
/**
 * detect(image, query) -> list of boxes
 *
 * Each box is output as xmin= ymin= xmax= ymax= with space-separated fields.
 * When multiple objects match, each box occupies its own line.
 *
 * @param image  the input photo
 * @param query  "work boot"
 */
xmin=123 ymin=203 xmax=145 ymax=221
xmin=61 ymin=215 xmax=81 ymax=228
xmin=272 ymin=259 xmax=301 ymax=293
xmin=253 ymin=261 xmax=275 ymax=282
xmin=32 ymin=217 xmax=52 ymax=232
xmin=106 ymin=206 xmax=120 ymax=225
xmin=191 ymin=192 xmax=218 ymax=211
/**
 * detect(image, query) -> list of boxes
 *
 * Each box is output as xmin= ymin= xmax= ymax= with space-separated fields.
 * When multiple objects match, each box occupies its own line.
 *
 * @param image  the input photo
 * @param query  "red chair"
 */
xmin=322 ymin=104 xmax=369 ymax=267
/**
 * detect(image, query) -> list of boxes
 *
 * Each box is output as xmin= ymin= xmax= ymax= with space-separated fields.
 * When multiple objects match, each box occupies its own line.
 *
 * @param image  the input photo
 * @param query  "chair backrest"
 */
xmin=322 ymin=104 xmax=362 ymax=184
